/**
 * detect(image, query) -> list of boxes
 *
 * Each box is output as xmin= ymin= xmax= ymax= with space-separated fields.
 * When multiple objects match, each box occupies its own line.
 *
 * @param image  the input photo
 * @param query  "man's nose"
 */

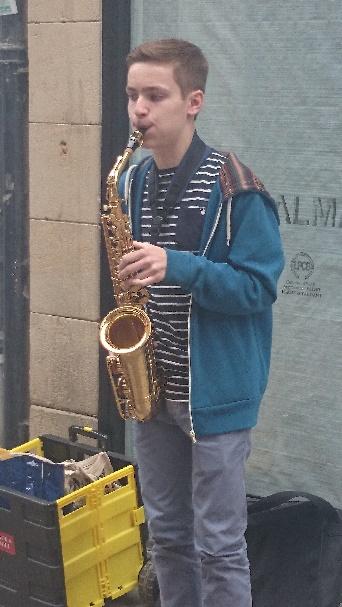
xmin=134 ymin=96 xmax=148 ymax=116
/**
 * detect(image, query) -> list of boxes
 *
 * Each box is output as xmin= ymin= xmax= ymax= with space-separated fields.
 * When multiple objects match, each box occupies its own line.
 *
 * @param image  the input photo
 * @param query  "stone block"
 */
xmin=30 ymin=219 xmax=100 ymax=321
xmin=30 ymin=313 xmax=99 ymax=416
xmin=28 ymin=0 xmax=101 ymax=23
xmin=29 ymin=404 xmax=98 ymax=444
xmin=28 ymin=22 xmax=101 ymax=124
xmin=30 ymin=122 xmax=101 ymax=223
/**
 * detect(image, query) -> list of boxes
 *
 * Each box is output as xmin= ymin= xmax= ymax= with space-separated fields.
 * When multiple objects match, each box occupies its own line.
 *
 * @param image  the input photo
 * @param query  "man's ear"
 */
xmin=187 ymin=89 xmax=204 ymax=118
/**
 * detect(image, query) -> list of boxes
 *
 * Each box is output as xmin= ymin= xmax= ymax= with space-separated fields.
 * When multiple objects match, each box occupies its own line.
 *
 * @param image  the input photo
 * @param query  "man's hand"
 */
xmin=118 ymin=241 xmax=167 ymax=287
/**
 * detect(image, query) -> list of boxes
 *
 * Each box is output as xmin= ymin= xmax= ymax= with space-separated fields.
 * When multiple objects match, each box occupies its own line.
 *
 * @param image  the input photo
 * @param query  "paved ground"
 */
xmin=106 ymin=586 xmax=159 ymax=606
xmin=106 ymin=588 xmax=143 ymax=606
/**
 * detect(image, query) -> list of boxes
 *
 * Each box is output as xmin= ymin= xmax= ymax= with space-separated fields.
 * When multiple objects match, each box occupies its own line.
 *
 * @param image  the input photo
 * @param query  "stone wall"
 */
xmin=28 ymin=0 xmax=102 ymax=437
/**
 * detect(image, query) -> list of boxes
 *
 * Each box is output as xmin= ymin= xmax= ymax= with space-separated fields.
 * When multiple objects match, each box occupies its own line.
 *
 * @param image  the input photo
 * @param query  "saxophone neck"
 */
xmin=107 ymin=130 xmax=144 ymax=194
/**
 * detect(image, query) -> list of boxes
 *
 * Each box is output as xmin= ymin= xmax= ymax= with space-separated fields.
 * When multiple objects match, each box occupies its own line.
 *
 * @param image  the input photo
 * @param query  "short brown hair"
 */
xmin=126 ymin=38 xmax=208 ymax=97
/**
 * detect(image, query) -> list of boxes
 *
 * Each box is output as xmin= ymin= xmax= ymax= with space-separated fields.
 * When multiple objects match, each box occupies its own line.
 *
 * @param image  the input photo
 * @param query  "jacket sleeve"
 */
xmin=163 ymin=192 xmax=285 ymax=316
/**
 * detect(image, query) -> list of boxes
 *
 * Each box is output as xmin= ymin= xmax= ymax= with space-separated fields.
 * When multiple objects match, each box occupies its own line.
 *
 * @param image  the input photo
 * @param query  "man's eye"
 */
xmin=127 ymin=93 xmax=138 ymax=101
xmin=149 ymin=94 xmax=164 ymax=102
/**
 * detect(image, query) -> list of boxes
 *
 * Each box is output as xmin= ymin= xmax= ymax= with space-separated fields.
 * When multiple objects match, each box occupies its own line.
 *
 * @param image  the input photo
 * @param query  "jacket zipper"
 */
xmin=203 ymin=200 xmax=223 ymax=256
xmin=187 ymin=199 xmax=224 ymax=444
xmin=187 ymin=294 xmax=196 ymax=443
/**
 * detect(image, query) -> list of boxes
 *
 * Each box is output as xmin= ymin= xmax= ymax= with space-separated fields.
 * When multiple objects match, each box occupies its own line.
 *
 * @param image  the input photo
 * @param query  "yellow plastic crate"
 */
xmin=1 ymin=434 xmax=145 ymax=607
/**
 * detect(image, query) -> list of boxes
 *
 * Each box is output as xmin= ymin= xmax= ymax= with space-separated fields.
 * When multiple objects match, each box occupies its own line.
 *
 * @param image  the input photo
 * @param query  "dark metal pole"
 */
xmin=0 ymin=0 xmax=29 ymax=447
xmin=99 ymin=0 xmax=131 ymax=453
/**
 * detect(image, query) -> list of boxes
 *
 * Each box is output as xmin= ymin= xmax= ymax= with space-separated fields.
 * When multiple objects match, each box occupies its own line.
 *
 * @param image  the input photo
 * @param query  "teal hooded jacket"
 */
xmin=121 ymin=154 xmax=285 ymax=438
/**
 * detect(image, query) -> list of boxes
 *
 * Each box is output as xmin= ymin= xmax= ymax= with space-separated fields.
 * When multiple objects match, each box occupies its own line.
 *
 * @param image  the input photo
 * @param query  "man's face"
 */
xmin=126 ymin=62 xmax=201 ymax=159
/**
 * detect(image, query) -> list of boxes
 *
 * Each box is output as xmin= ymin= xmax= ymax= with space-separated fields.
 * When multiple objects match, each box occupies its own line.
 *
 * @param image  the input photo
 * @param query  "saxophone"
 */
xmin=99 ymin=131 xmax=162 ymax=421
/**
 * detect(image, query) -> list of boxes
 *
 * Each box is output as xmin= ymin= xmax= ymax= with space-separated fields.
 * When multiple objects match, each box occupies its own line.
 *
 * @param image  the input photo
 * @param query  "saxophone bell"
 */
xmin=100 ymin=306 xmax=160 ymax=421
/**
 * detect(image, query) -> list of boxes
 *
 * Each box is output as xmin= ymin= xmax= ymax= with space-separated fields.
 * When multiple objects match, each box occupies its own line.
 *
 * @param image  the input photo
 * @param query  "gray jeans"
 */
xmin=134 ymin=412 xmax=252 ymax=607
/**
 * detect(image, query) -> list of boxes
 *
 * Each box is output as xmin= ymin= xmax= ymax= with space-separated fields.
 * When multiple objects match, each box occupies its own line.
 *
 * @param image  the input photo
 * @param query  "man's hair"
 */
xmin=126 ymin=38 xmax=209 ymax=97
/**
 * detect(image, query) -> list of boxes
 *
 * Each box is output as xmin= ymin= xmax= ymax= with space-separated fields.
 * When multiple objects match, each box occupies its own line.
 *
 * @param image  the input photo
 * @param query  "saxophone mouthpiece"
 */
xmin=126 ymin=130 xmax=144 ymax=152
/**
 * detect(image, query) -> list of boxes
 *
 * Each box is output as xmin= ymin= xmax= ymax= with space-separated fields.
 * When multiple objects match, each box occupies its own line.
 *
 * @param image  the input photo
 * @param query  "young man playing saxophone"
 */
xmin=118 ymin=38 xmax=284 ymax=607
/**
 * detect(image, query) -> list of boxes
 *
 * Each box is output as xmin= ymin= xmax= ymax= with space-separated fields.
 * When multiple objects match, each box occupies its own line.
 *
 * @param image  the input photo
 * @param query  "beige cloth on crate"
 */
xmin=63 ymin=452 xmax=121 ymax=495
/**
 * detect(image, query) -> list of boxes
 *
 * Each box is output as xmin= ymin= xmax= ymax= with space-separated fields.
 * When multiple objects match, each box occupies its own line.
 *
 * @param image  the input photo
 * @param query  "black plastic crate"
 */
xmin=0 ymin=433 xmax=145 ymax=607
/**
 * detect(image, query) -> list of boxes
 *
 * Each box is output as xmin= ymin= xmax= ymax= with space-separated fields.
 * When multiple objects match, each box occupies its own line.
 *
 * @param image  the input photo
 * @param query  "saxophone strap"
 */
xmin=147 ymin=131 xmax=211 ymax=244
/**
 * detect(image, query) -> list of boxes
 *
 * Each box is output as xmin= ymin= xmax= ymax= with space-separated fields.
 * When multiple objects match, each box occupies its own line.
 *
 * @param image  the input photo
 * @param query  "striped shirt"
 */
xmin=141 ymin=150 xmax=226 ymax=404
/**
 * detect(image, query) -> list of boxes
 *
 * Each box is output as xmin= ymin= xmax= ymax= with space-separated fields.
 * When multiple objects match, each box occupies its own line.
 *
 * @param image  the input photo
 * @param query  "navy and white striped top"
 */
xmin=141 ymin=150 xmax=226 ymax=404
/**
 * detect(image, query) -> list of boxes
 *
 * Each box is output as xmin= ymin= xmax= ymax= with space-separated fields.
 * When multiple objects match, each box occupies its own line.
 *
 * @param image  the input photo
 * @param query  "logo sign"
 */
xmin=0 ymin=531 xmax=16 ymax=555
xmin=290 ymin=252 xmax=314 ymax=281
xmin=281 ymin=252 xmax=322 ymax=298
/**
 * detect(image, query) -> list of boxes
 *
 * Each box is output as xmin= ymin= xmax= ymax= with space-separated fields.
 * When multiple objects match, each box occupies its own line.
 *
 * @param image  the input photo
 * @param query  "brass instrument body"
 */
xmin=100 ymin=306 xmax=160 ymax=421
xmin=100 ymin=131 xmax=162 ymax=421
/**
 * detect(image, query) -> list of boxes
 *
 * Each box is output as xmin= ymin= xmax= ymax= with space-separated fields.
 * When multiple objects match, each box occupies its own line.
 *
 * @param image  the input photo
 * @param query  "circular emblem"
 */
xmin=290 ymin=252 xmax=314 ymax=281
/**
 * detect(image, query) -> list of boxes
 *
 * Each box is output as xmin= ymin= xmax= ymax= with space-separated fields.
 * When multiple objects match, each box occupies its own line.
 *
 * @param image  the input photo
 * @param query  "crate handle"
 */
xmin=132 ymin=505 xmax=145 ymax=527
xmin=68 ymin=426 xmax=108 ymax=450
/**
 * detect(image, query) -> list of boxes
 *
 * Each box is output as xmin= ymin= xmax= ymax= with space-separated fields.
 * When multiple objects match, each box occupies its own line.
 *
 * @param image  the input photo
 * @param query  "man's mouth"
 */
xmin=135 ymin=125 xmax=151 ymax=135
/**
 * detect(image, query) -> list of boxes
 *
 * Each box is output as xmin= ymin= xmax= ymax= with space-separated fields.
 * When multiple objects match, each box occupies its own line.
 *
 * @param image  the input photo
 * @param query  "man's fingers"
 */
xmin=124 ymin=265 xmax=164 ymax=287
xmin=132 ymin=240 xmax=148 ymax=249
xmin=119 ymin=258 xmax=147 ymax=279
xmin=118 ymin=241 xmax=167 ymax=285
xmin=118 ymin=248 xmax=145 ymax=271
xmin=124 ymin=276 xmax=151 ymax=288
